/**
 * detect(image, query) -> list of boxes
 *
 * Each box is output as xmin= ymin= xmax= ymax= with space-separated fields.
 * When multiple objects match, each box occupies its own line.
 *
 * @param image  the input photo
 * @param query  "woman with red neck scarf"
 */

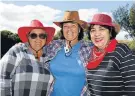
xmin=86 ymin=14 xmax=135 ymax=96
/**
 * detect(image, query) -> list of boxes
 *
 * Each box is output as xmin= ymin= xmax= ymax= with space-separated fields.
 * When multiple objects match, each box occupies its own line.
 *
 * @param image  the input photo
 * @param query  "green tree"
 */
xmin=53 ymin=31 xmax=62 ymax=40
xmin=1 ymin=30 xmax=21 ymax=58
xmin=113 ymin=4 xmax=135 ymax=39
xmin=1 ymin=30 xmax=13 ymax=37
xmin=129 ymin=3 xmax=135 ymax=36
xmin=1 ymin=30 xmax=21 ymax=42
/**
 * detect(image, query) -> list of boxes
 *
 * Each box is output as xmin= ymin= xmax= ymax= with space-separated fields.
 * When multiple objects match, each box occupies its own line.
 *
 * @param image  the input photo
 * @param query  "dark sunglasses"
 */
xmin=29 ymin=33 xmax=47 ymax=39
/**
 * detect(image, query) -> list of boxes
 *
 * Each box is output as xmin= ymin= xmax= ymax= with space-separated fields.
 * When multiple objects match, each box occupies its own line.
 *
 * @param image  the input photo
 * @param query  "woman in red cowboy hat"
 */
xmin=45 ymin=11 xmax=92 ymax=96
xmin=86 ymin=13 xmax=135 ymax=96
xmin=0 ymin=20 xmax=55 ymax=96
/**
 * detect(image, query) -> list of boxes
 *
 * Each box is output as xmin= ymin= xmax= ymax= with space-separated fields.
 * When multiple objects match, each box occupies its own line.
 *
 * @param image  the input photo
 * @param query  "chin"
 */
xmin=66 ymin=38 xmax=73 ymax=41
xmin=35 ymin=49 xmax=41 ymax=51
xmin=94 ymin=43 xmax=104 ymax=48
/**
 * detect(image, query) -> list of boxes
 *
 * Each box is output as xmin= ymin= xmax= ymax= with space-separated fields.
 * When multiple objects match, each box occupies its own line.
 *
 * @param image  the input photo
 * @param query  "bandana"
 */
xmin=87 ymin=39 xmax=118 ymax=69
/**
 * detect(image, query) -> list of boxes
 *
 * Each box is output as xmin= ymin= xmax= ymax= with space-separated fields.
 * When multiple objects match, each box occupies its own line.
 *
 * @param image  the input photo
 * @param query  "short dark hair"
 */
xmin=87 ymin=24 xmax=117 ymax=40
xmin=60 ymin=22 xmax=84 ymax=40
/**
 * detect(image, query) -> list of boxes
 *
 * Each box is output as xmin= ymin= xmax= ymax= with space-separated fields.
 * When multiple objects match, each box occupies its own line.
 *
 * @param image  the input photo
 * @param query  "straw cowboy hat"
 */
xmin=18 ymin=19 xmax=55 ymax=44
xmin=88 ymin=14 xmax=120 ymax=33
xmin=53 ymin=11 xmax=87 ymax=29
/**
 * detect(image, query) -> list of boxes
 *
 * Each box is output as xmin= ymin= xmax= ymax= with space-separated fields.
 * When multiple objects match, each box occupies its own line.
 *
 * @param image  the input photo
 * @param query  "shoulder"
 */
xmin=133 ymin=51 xmax=135 ymax=57
xmin=48 ymin=39 xmax=64 ymax=47
xmin=1 ymin=43 xmax=23 ymax=60
xmin=6 ymin=43 xmax=28 ymax=56
xmin=80 ymin=40 xmax=93 ymax=54
xmin=7 ymin=44 xmax=22 ymax=54
xmin=80 ymin=40 xmax=94 ymax=47
xmin=45 ymin=39 xmax=64 ymax=53
xmin=79 ymin=40 xmax=93 ymax=56
xmin=115 ymin=43 xmax=131 ymax=55
xmin=51 ymin=39 xmax=64 ymax=44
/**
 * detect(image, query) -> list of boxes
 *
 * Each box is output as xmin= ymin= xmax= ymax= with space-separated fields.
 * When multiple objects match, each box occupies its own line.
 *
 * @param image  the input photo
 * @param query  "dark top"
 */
xmin=87 ymin=43 xmax=135 ymax=96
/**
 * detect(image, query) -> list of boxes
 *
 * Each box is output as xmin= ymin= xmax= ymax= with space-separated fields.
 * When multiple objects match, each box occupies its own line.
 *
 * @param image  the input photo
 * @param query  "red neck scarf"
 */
xmin=87 ymin=39 xmax=118 ymax=69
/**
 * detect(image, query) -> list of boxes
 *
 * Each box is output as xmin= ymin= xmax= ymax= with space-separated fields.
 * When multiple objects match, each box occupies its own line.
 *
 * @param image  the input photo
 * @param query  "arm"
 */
xmin=0 ymin=46 xmax=18 ymax=96
xmin=120 ymin=50 xmax=135 ymax=96
xmin=45 ymin=40 xmax=63 ymax=61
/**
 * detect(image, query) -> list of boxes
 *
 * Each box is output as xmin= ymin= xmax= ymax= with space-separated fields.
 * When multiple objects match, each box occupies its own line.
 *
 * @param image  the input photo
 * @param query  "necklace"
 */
xmin=64 ymin=41 xmax=72 ymax=57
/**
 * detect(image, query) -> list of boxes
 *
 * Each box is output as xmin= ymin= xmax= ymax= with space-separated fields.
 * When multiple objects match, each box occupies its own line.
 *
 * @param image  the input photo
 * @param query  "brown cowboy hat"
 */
xmin=18 ymin=19 xmax=55 ymax=44
xmin=53 ymin=11 xmax=87 ymax=29
xmin=88 ymin=14 xmax=120 ymax=33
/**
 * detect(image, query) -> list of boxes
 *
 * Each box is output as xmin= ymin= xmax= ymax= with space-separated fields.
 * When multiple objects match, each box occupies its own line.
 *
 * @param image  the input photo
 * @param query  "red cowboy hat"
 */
xmin=88 ymin=14 xmax=120 ymax=33
xmin=18 ymin=19 xmax=55 ymax=44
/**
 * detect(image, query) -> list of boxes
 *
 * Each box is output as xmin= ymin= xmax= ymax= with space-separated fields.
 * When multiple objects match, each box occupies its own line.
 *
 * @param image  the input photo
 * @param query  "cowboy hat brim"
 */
xmin=18 ymin=27 xmax=55 ymax=44
xmin=89 ymin=22 xmax=120 ymax=33
xmin=89 ymin=22 xmax=114 ymax=27
xmin=53 ymin=20 xmax=87 ymax=29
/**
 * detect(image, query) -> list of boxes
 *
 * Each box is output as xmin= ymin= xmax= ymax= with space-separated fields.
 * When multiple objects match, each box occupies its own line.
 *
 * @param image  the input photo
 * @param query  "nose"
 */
xmin=67 ymin=26 xmax=72 ymax=31
xmin=94 ymin=30 xmax=100 ymax=37
xmin=35 ymin=36 xmax=41 ymax=41
xmin=35 ymin=40 xmax=41 ymax=45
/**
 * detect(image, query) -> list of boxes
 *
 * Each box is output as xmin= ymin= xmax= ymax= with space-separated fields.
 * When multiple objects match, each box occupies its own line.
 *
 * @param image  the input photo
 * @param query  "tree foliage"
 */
xmin=112 ymin=3 xmax=135 ymax=39
xmin=1 ymin=30 xmax=21 ymax=58
xmin=53 ymin=31 xmax=62 ymax=40
xmin=129 ymin=3 xmax=135 ymax=36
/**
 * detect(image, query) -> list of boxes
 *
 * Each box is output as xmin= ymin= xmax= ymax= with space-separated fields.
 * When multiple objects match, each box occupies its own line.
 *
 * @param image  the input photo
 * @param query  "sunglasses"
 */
xmin=29 ymin=33 xmax=47 ymax=39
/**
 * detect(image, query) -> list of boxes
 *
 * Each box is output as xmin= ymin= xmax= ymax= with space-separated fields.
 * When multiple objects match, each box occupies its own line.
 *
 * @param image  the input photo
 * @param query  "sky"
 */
xmin=0 ymin=0 xmax=134 ymax=40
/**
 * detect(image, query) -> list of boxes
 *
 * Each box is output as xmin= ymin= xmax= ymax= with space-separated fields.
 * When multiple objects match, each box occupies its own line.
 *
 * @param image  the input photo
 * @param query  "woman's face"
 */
xmin=90 ymin=25 xmax=110 ymax=49
xmin=28 ymin=29 xmax=47 ymax=51
xmin=63 ymin=22 xmax=79 ymax=41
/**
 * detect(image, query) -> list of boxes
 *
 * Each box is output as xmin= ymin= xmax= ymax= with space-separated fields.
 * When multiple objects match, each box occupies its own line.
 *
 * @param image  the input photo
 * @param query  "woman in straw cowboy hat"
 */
xmin=86 ymin=13 xmax=135 ymax=96
xmin=45 ymin=11 xmax=92 ymax=96
xmin=0 ymin=20 xmax=55 ymax=96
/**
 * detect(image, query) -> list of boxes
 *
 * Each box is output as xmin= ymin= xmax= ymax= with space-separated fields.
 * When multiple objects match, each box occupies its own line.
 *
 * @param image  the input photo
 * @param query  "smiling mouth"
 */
xmin=35 ymin=43 xmax=41 ymax=46
xmin=67 ymin=31 xmax=73 ymax=35
xmin=95 ymin=38 xmax=103 ymax=42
